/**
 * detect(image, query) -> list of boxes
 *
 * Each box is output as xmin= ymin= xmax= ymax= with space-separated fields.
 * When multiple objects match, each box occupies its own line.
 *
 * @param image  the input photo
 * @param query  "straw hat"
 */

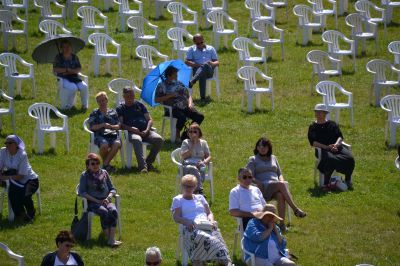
xmin=253 ymin=211 xmax=283 ymax=221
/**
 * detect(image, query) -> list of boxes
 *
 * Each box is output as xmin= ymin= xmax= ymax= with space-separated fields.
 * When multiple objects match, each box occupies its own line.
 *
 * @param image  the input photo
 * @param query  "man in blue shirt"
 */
xmin=185 ymin=34 xmax=220 ymax=100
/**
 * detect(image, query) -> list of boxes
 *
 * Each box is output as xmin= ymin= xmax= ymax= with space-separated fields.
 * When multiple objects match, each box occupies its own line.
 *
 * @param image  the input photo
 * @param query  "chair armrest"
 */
xmin=148 ymin=22 xmax=158 ymax=29
xmin=78 ymin=72 xmax=89 ymax=85
xmin=54 ymin=0 xmax=65 ymax=9
xmin=328 ymin=56 xmax=341 ymax=63
xmin=187 ymin=8 xmax=197 ymax=15
xmin=342 ymin=142 xmax=351 ymax=150
xmin=99 ymin=13 xmax=107 ymax=20
xmin=134 ymin=0 xmax=143 ymax=12
xmin=157 ymin=52 xmax=169 ymax=60
xmin=1 ymin=91 xmax=13 ymax=101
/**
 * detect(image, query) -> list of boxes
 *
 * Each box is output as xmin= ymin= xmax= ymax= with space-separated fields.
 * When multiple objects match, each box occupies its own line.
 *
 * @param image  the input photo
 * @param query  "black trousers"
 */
xmin=318 ymin=146 xmax=355 ymax=184
xmin=191 ymin=64 xmax=214 ymax=99
xmin=166 ymin=107 xmax=204 ymax=131
xmin=8 ymin=179 xmax=39 ymax=219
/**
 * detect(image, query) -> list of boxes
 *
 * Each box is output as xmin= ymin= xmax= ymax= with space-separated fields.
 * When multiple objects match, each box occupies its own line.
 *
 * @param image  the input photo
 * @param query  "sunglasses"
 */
xmin=195 ymin=41 xmax=204 ymax=45
xmin=188 ymin=130 xmax=198 ymax=134
xmin=258 ymin=142 xmax=268 ymax=147
xmin=242 ymin=175 xmax=253 ymax=180
xmin=4 ymin=142 xmax=15 ymax=145
xmin=90 ymin=161 xmax=100 ymax=166
xmin=146 ymin=262 xmax=160 ymax=266
xmin=65 ymin=244 xmax=74 ymax=248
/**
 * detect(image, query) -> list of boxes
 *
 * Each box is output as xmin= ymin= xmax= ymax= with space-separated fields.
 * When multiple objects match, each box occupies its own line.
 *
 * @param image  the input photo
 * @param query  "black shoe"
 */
xmin=189 ymin=81 xmax=194 ymax=88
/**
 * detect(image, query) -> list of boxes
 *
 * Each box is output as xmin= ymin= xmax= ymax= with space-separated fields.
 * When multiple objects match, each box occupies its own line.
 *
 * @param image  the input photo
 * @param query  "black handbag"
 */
xmin=71 ymin=196 xmax=88 ymax=241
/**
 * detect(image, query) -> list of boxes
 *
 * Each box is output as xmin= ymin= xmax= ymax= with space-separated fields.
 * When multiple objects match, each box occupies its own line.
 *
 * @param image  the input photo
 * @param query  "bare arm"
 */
xmin=229 ymin=209 xmax=255 ymax=218
xmin=185 ymin=59 xmax=201 ymax=68
xmin=155 ymin=93 xmax=176 ymax=103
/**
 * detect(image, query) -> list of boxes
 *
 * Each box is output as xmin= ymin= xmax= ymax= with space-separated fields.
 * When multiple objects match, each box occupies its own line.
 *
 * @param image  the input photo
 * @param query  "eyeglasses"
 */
xmin=242 ymin=175 xmax=253 ymax=180
xmin=182 ymin=184 xmax=195 ymax=189
xmin=258 ymin=142 xmax=268 ymax=147
xmin=4 ymin=142 xmax=15 ymax=145
xmin=146 ymin=262 xmax=160 ymax=266
xmin=188 ymin=130 xmax=198 ymax=134
xmin=65 ymin=244 xmax=74 ymax=248
xmin=195 ymin=41 xmax=204 ymax=45
xmin=90 ymin=161 xmax=100 ymax=166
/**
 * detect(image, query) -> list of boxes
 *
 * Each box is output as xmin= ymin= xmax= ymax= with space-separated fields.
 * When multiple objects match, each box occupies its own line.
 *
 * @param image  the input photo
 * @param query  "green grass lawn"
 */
xmin=0 ymin=0 xmax=399 ymax=265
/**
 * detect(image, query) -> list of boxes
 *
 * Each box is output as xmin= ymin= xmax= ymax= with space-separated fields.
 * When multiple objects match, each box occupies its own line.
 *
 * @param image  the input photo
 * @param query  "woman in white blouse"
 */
xmin=171 ymin=174 xmax=232 ymax=266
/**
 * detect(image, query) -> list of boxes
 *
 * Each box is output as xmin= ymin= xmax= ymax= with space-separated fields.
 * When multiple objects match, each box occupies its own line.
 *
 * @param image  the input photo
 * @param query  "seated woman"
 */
xmin=308 ymin=104 xmax=355 ymax=189
xmin=0 ymin=135 xmax=39 ymax=222
xmin=243 ymin=205 xmax=296 ymax=266
xmin=53 ymin=39 xmax=88 ymax=110
xmin=78 ymin=153 xmax=122 ymax=247
xmin=180 ymin=123 xmax=211 ymax=195
xmin=41 ymin=230 xmax=84 ymax=266
xmin=247 ymin=137 xmax=306 ymax=232
xmin=155 ymin=66 xmax=204 ymax=142
xmin=88 ymin=91 xmax=121 ymax=172
xmin=171 ymin=174 xmax=232 ymax=266
xmin=229 ymin=168 xmax=266 ymax=230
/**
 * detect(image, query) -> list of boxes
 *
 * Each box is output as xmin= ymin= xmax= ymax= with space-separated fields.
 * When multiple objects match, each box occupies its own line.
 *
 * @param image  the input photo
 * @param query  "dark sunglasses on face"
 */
xmin=195 ymin=41 xmax=203 ymax=45
xmin=146 ymin=262 xmax=160 ymax=266
xmin=4 ymin=142 xmax=15 ymax=145
xmin=65 ymin=243 xmax=74 ymax=248
xmin=90 ymin=161 xmax=100 ymax=166
xmin=258 ymin=141 xmax=268 ymax=147
xmin=188 ymin=130 xmax=198 ymax=134
xmin=242 ymin=175 xmax=253 ymax=180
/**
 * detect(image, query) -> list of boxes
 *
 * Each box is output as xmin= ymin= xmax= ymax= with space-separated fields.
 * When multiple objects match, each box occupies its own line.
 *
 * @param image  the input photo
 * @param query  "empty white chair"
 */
xmin=39 ymin=19 xmax=72 ymax=39
xmin=308 ymin=0 xmax=338 ymax=29
xmin=108 ymin=77 xmax=140 ymax=106
xmin=167 ymin=27 xmax=193 ymax=61
xmin=171 ymin=148 xmax=214 ymax=203
xmin=381 ymin=94 xmax=400 ymax=147
xmin=316 ymin=81 xmax=354 ymax=126
xmin=306 ymin=50 xmax=342 ymax=94
xmin=388 ymin=41 xmax=400 ymax=65
xmin=207 ymin=10 xmax=238 ymax=50
xmin=237 ymin=66 xmax=274 ymax=113
xmin=76 ymin=184 xmax=122 ymax=240
xmin=0 ymin=90 xmax=15 ymax=133
xmin=252 ymin=19 xmax=284 ymax=60
xmin=366 ymin=59 xmax=400 ymax=106
xmin=34 ymin=0 xmax=66 ymax=25
xmin=245 ymin=0 xmax=275 ymax=32
xmin=1 ymin=0 xmax=29 ymax=19
xmin=293 ymin=4 xmax=324 ymax=46
xmin=0 ymin=53 xmax=36 ymax=98
xmin=167 ymin=2 xmax=198 ymax=32
xmin=201 ymin=0 xmax=226 ymax=27
xmin=0 ymin=242 xmax=25 ymax=266
xmin=127 ymin=16 xmax=159 ymax=58
xmin=66 ymin=0 xmax=91 ymax=19
xmin=322 ymin=30 xmax=356 ymax=72
xmin=232 ymin=37 xmax=267 ymax=73
xmin=114 ymin=0 xmax=143 ymax=32
xmin=149 ymin=0 xmax=173 ymax=19
xmin=381 ymin=0 xmax=400 ymax=23
xmin=266 ymin=0 xmax=289 ymax=19
xmin=355 ymin=0 xmax=386 ymax=34
xmin=135 ymin=44 xmax=168 ymax=82
xmin=77 ymin=6 xmax=108 ymax=42
xmin=0 ymin=10 xmax=28 ymax=51
xmin=345 ymin=13 xmax=378 ymax=55
xmin=88 ymin=33 xmax=121 ymax=77
xmin=28 ymin=103 xmax=69 ymax=154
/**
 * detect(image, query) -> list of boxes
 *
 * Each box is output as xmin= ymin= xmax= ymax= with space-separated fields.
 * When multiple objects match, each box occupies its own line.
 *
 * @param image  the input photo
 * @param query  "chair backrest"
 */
xmin=0 ymin=90 xmax=13 ymax=111
xmin=207 ymin=10 xmax=229 ymax=31
xmin=108 ymin=78 xmax=136 ymax=105
xmin=237 ymin=66 xmax=262 ymax=90
xmin=0 ymin=10 xmax=17 ymax=31
xmin=203 ymin=0 xmax=225 ymax=10
xmin=252 ymin=19 xmax=275 ymax=40
xmin=380 ymin=94 xmax=400 ymax=119
xmin=355 ymin=0 xmax=374 ymax=19
xmin=135 ymin=44 xmax=161 ymax=69
xmin=307 ymin=50 xmax=330 ymax=72
xmin=293 ymin=4 xmax=312 ymax=25
xmin=366 ymin=59 xmax=393 ymax=82
xmin=346 ymin=13 xmax=368 ymax=34
xmin=88 ymin=33 xmax=114 ymax=53
xmin=114 ymin=0 xmax=142 ymax=13
xmin=39 ymin=19 xmax=70 ymax=39
xmin=35 ymin=0 xmax=59 ymax=16
xmin=77 ymin=6 xmax=104 ymax=27
xmin=167 ymin=27 xmax=193 ymax=50
xmin=232 ymin=37 xmax=255 ymax=60
xmin=308 ymin=0 xmax=325 ymax=13
xmin=322 ymin=30 xmax=347 ymax=53
xmin=127 ymin=16 xmax=148 ymax=38
xmin=388 ymin=41 xmax=400 ymax=64
xmin=171 ymin=148 xmax=182 ymax=165
xmin=167 ymin=2 xmax=190 ymax=23
xmin=0 ymin=242 xmax=25 ymax=266
xmin=0 ymin=52 xmax=20 ymax=76
xmin=316 ymin=80 xmax=342 ymax=105
xmin=28 ymin=102 xmax=59 ymax=127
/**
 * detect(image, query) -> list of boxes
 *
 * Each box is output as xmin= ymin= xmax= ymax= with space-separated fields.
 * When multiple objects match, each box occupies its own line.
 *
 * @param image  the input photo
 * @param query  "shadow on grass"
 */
xmin=217 ymin=47 xmax=233 ymax=54
xmin=60 ymin=107 xmax=88 ymax=117
xmin=31 ymin=148 xmax=57 ymax=156
xmin=193 ymin=97 xmax=213 ymax=107
xmin=0 ymin=217 xmax=33 ymax=230
xmin=161 ymin=141 xmax=180 ymax=152
xmin=77 ymin=233 xmax=113 ymax=249
xmin=342 ymin=70 xmax=356 ymax=76
xmin=295 ymin=41 xmax=323 ymax=47
xmin=307 ymin=186 xmax=344 ymax=198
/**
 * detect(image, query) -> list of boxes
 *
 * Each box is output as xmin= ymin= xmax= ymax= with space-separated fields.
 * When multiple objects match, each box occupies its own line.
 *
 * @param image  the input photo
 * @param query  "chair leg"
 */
xmin=36 ymin=188 xmax=42 ymax=215
xmin=32 ymin=78 xmax=36 ymax=98
xmin=66 ymin=130 xmax=70 ymax=153
xmin=38 ymin=131 xmax=44 ymax=154
xmin=390 ymin=123 xmax=396 ymax=147
xmin=50 ymin=133 xmax=56 ymax=149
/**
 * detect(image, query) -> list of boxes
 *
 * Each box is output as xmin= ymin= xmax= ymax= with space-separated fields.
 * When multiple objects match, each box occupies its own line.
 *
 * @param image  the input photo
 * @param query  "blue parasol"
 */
xmin=141 ymin=60 xmax=192 ymax=107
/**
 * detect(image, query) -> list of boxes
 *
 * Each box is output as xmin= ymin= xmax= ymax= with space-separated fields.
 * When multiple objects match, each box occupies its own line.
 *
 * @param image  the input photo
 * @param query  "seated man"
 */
xmin=155 ymin=66 xmax=204 ymax=143
xmin=117 ymin=87 xmax=164 ymax=173
xmin=185 ymin=33 xmax=219 ymax=100
xmin=88 ymin=91 xmax=121 ymax=172
xmin=229 ymin=168 xmax=266 ymax=230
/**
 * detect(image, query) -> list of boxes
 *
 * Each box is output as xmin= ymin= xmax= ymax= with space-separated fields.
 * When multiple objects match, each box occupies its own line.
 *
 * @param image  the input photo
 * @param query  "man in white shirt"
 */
xmin=229 ymin=168 xmax=266 ymax=229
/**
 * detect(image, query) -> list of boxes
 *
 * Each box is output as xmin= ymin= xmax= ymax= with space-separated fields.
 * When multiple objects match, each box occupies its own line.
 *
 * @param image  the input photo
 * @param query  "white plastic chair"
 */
xmin=388 ymin=41 xmax=400 ymax=65
xmin=39 ymin=19 xmax=72 ymax=39
xmin=355 ymin=0 xmax=386 ymax=35
xmin=167 ymin=27 xmax=193 ymax=61
xmin=1 ymin=0 xmax=29 ymax=19
xmin=0 ymin=242 xmax=25 ymax=266
xmin=160 ymin=104 xmax=177 ymax=143
xmin=241 ymin=238 xmax=256 ymax=266
xmin=76 ymin=184 xmax=122 ymax=240
xmin=113 ymin=0 xmax=143 ymax=32
xmin=232 ymin=217 xmax=244 ymax=260
xmin=171 ymin=148 xmax=214 ymax=203
xmin=167 ymin=2 xmax=198 ymax=32
xmin=237 ymin=66 xmax=274 ymax=113
xmin=66 ymin=0 xmax=92 ymax=19
xmin=0 ymin=90 xmax=15 ymax=133
xmin=308 ymin=0 xmax=338 ymax=29
xmin=345 ymin=13 xmax=378 ymax=55
xmin=101 ymin=0 xmax=113 ymax=11
xmin=338 ymin=0 xmax=348 ymax=15
xmin=135 ymin=44 xmax=168 ymax=83
xmin=380 ymin=95 xmax=400 ymax=147
xmin=395 ymin=155 xmax=400 ymax=169
xmin=322 ymin=30 xmax=356 ymax=72
xmin=175 ymin=224 xmax=189 ymax=266
xmin=77 ymin=6 xmax=108 ymax=43
xmin=88 ymin=33 xmax=121 ymax=77
xmin=34 ymin=0 xmax=66 ymax=26
xmin=245 ymin=0 xmax=275 ymax=33
xmin=201 ymin=0 xmax=226 ymax=27
xmin=232 ymin=37 xmax=267 ymax=73
xmin=207 ymin=10 xmax=238 ymax=50
xmin=266 ymin=0 xmax=289 ymax=20
xmin=0 ymin=180 xmax=42 ymax=222
xmin=107 ymin=77 xmax=140 ymax=106
xmin=293 ymin=4 xmax=324 ymax=46
xmin=381 ymin=0 xmax=400 ymax=23
xmin=0 ymin=10 xmax=28 ymax=51
xmin=149 ymin=0 xmax=174 ymax=19
xmin=127 ymin=16 xmax=160 ymax=58
xmin=0 ymin=53 xmax=36 ymax=98
xmin=314 ymin=142 xmax=351 ymax=187
xmin=55 ymin=72 xmax=89 ymax=109
xmin=366 ymin=59 xmax=400 ymax=106
xmin=306 ymin=50 xmax=342 ymax=94
xmin=205 ymin=66 xmax=220 ymax=99
xmin=316 ymin=81 xmax=354 ymax=126
xmin=252 ymin=19 xmax=284 ymax=60
xmin=28 ymin=103 xmax=69 ymax=154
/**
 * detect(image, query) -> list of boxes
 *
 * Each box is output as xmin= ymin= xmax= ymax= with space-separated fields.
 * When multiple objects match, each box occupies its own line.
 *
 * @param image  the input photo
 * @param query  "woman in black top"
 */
xmin=308 ymin=104 xmax=355 ymax=188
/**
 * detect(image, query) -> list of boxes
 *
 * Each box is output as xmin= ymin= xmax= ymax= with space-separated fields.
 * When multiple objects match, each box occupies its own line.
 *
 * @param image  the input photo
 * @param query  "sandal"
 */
xmin=108 ymin=240 xmax=122 ymax=247
xmin=294 ymin=209 xmax=306 ymax=218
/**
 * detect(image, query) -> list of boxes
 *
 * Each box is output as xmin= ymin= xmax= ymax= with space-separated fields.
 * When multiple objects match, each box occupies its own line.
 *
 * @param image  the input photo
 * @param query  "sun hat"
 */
xmin=314 ymin=103 xmax=330 ymax=113
xmin=5 ymin=135 xmax=25 ymax=151
xmin=253 ymin=211 xmax=283 ymax=221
